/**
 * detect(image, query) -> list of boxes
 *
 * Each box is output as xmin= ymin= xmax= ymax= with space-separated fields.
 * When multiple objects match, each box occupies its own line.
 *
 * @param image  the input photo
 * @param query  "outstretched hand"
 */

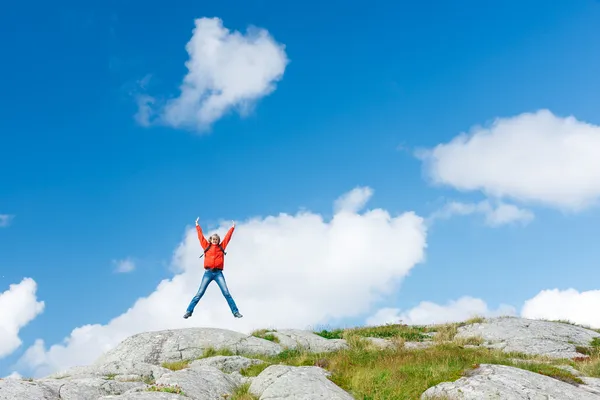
xmin=232 ymin=220 xmax=236 ymax=228
xmin=195 ymin=217 xmax=199 ymax=226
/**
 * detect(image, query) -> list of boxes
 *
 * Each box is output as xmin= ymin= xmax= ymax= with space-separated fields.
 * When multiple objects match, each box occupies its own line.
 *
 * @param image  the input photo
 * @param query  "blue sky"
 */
xmin=2 ymin=0 xmax=600 ymax=378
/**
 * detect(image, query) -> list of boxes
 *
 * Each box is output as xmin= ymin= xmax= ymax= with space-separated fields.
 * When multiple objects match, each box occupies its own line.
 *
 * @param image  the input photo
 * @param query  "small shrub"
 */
xmin=314 ymin=329 xmax=344 ymax=339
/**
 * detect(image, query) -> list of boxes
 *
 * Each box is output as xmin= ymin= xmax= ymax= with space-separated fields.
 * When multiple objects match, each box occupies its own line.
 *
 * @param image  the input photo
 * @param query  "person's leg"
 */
xmin=184 ymin=270 xmax=215 ymax=318
xmin=213 ymin=270 xmax=242 ymax=317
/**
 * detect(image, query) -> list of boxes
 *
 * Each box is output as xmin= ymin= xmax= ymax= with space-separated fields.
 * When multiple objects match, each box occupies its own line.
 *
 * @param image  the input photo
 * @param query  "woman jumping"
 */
xmin=183 ymin=217 xmax=242 ymax=319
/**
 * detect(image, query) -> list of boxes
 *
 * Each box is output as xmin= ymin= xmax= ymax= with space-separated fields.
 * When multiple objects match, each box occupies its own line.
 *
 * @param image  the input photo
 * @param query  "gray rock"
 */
xmin=0 ymin=378 xmax=58 ymax=400
xmin=41 ymin=377 xmax=144 ymax=399
xmin=154 ymin=365 xmax=239 ymax=399
xmin=46 ymin=360 xmax=170 ymax=382
xmin=189 ymin=355 xmax=264 ymax=373
xmin=454 ymin=317 xmax=600 ymax=359
xmin=556 ymin=364 xmax=583 ymax=376
xmin=249 ymin=364 xmax=354 ymax=399
xmin=99 ymin=393 xmax=185 ymax=399
xmin=232 ymin=335 xmax=282 ymax=356
xmin=580 ymin=377 xmax=600 ymax=395
xmin=421 ymin=363 xmax=600 ymax=399
xmin=94 ymin=328 xmax=281 ymax=366
xmin=269 ymin=329 xmax=349 ymax=353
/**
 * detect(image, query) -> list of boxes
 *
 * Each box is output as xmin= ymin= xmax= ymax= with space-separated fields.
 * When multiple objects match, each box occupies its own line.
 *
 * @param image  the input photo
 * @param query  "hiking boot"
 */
xmin=233 ymin=312 xmax=243 ymax=318
xmin=183 ymin=311 xmax=192 ymax=319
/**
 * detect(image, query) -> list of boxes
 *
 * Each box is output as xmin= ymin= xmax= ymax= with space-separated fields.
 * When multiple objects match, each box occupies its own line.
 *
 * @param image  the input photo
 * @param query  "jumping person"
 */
xmin=183 ymin=217 xmax=242 ymax=319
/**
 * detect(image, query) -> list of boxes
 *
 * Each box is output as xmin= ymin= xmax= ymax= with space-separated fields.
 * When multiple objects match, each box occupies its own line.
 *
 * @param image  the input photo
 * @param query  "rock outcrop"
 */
xmin=421 ymin=363 xmax=600 ymax=399
xmin=2 ymin=317 xmax=600 ymax=399
xmin=455 ymin=317 xmax=600 ymax=359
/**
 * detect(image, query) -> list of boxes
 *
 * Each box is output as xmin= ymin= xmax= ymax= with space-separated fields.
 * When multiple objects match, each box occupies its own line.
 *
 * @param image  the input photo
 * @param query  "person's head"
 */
xmin=209 ymin=234 xmax=220 ymax=244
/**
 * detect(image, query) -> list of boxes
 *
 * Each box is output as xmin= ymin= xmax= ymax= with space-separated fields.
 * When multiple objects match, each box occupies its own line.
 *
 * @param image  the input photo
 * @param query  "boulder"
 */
xmin=93 ymin=328 xmax=282 ymax=367
xmin=455 ymin=317 xmax=600 ymax=359
xmin=268 ymin=329 xmax=349 ymax=353
xmin=421 ymin=363 xmax=600 ymax=399
xmin=249 ymin=364 xmax=354 ymax=399
xmin=189 ymin=355 xmax=264 ymax=374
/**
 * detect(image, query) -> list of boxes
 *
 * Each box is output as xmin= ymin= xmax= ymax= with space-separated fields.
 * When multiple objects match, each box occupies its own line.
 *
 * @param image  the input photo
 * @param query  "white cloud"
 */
xmin=366 ymin=296 xmax=517 ymax=326
xmin=333 ymin=187 xmax=373 ymax=213
xmin=113 ymin=258 xmax=135 ymax=273
xmin=418 ymin=109 xmax=600 ymax=212
xmin=0 ymin=214 xmax=14 ymax=227
xmin=134 ymin=94 xmax=155 ymax=127
xmin=521 ymin=288 xmax=600 ymax=329
xmin=15 ymin=187 xmax=427 ymax=378
xmin=4 ymin=371 xmax=22 ymax=379
xmin=0 ymin=278 xmax=45 ymax=359
xmin=139 ymin=17 xmax=288 ymax=131
xmin=429 ymin=200 xmax=534 ymax=227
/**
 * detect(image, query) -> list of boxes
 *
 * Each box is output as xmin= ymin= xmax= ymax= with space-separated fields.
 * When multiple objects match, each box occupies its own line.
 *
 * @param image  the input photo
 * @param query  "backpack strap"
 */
xmin=199 ymin=243 xmax=227 ymax=258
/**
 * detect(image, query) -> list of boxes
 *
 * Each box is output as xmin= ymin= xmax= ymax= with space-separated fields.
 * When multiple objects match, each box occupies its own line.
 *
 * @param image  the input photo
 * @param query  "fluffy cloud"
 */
xmin=0 ymin=278 xmax=45 ymax=359
xmin=113 ymin=258 xmax=135 ymax=273
xmin=139 ymin=17 xmax=288 ymax=131
xmin=366 ymin=296 xmax=516 ymax=326
xmin=0 ymin=214 xmax=14 ymax=227
xmin=334 ymin=186 xmax=373 ymax=213
xmin=4 ymin=371 xmax=22 ymax=379
xmin=521 ymin=288 xmax=600 ymax=329
xmin=418 ymin=109 xmax=600 ymax=212
xmin=15 ymin=187 xmax=427 ymax=378
xmin=429 ymin=200 xmax=534 ymax=227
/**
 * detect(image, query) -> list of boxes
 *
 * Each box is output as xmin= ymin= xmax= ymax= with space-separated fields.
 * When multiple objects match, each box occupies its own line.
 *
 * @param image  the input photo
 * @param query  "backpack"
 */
xmin=199 ymin=242 xmax=227 ymax=259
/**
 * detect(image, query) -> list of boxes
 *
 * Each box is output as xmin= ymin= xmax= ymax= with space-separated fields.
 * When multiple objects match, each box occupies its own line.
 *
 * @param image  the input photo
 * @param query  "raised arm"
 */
xmin=221 ymin=221 xmax=236 ymax=249
xmin=196 ymin=217 xmax=209 ymax=248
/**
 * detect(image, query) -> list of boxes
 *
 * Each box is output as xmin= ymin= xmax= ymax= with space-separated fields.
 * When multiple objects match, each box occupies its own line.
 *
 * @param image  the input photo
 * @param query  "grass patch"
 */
xmin=315 ymin=323 xmax=432 ymax=342
xmin=251 ymin=329 xmax=280 ymax=343
xmin=240 ymin=362 xmax=271 ymax=377
xmin=199 ymin=346 xmax=236 ymax=358
xmin=147 ymin=383 xmax=184 ymax=395
xmin=161 ymin=360 xmax=190 ymax=371
xmin=314 ymin=328 xmax=345 ymax=339
xmin=227 ymin=382 xmax=260 ymax=400
xmin=432 ymin=323 xmax=459 ymax=343
xmin=453 ymin=335 xmax=484 ymax=346
xmin=462 ymin=316 xmax=486 ymax=325
xmin=230 ymin=337 xmax=583 ymax=400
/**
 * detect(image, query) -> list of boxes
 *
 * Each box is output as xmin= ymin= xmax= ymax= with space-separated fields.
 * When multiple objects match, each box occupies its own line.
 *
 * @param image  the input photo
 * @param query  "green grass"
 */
xmin=147 ymin=383 xmax=185 ymax=395
xmin=251 ymin=329 xmax=280 ymax=343
xmin=234 ymin=342 xmax=583 ymax=400
xmin=161 ymin=360 xmax=191 ymax=371
xmin=228 ymin=382 xmax=260 ymax=400
xmin=314 ymin=323 xmax=432 ymax=342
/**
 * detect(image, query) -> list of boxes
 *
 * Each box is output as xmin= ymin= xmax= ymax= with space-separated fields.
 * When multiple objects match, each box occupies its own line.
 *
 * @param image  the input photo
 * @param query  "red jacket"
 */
xmin=197 ymin=225 xmax=234 ymax=270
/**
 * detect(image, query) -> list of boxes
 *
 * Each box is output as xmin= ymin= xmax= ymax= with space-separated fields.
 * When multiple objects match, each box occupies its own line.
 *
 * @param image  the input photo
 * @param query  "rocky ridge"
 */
xmin=1 ymin=317 xmax=600 ymax=399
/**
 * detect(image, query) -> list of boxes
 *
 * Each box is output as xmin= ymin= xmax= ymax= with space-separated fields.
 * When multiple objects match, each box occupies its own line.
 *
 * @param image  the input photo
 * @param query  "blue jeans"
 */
xmin=186 ymin=269 xmax=239 ymax=314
